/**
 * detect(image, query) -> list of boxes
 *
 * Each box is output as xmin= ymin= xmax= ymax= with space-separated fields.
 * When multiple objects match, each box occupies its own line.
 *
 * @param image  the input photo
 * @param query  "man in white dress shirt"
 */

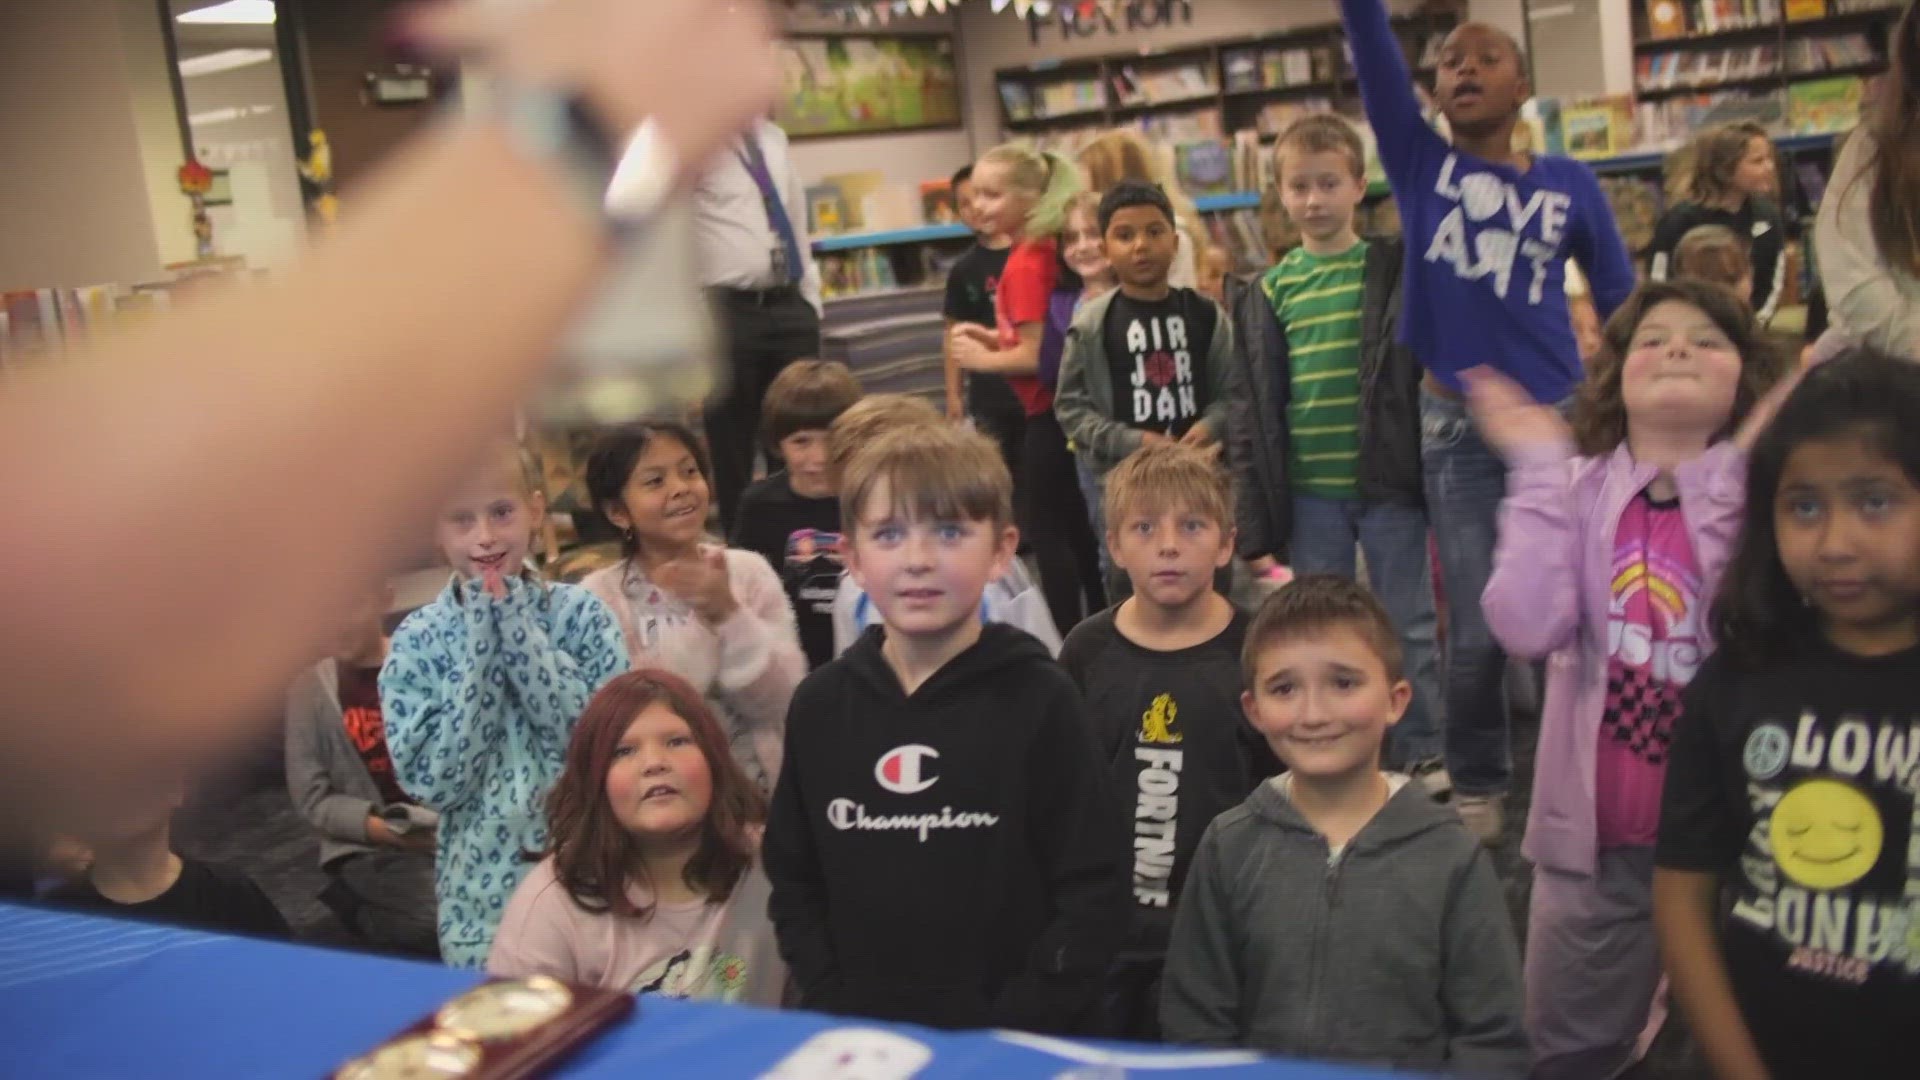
xmin=696 ymin=117 xmax=822 ymax=534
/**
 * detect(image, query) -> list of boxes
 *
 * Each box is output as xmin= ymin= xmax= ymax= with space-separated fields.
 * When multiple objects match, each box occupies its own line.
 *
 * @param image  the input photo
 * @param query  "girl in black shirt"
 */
xmin=1649 ymin=121 xmax=1787 ymax=323
xmin=1655 ymin=350 xmax=1920 ymax=1079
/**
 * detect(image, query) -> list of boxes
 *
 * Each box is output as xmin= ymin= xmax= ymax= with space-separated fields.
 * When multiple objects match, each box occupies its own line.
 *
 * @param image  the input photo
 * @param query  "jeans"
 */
xmin=1420 ymin=387 xmax=1511 ymax=795
xmin=1289 ymin=494 xmax=1445 ymax=767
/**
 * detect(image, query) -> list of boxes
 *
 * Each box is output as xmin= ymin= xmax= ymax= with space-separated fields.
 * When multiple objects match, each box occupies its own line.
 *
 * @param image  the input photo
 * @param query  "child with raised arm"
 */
xmin=764 ymin=422 xmax=1129 ymax=1035
xmin=381 ymin=447 xmax=628 ymax=967
xmin=1161 ymin=576 xmax=1524 ymax=1074
xmin=1475 ymin=280 xmax=1792 ymax=1077
xmin=1339 ymin=0 xmax=1638 ymax=840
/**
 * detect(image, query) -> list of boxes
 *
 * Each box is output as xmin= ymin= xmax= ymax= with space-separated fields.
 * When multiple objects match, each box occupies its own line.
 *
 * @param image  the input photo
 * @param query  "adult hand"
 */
xmin=951 ymin=334 xmax=992 ymax=373
xmin=654 ymin=547 xmax=740 ymax=626
xmin=1462 ymin=365 xmax=1571 ymax=461
xmin=405 ymin=0 xmax=778 ymax=176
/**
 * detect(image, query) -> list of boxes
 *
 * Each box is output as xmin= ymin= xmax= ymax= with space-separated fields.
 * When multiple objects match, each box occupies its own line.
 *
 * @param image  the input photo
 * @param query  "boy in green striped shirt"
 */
xmin=1221 ymin=114 xmax=1446 ymax=787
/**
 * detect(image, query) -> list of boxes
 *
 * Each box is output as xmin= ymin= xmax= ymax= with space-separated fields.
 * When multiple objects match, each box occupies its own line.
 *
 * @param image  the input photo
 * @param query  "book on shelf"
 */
xmin=998 ymin=82 xmax=1034 ymax=122
xmin=1175 ymin=141 xmax=1235 ymax=196
xmin=1560 ymin=96 xmax=1636 ymax=159
xmin=1784 ymin=0 xmax=1828 ymax=19
xmin=920 ymin=180 xmax=957 ymax=226
xmin=807 ymin=184 xmax=849 ymax=236
xmin=1648 ymin=0 xmax=1690 ymax=39
xmin=1787 ymin=73 xmax=1865 ymax=133
xmin=1785 ymin=32 xmax=1875 ymax=74
xmin=1223 ymin=50 xmax=1261 ymax=93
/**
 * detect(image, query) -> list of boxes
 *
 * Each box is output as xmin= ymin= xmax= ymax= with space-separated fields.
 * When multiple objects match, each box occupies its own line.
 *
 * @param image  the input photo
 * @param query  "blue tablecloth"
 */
xmin=0 ymin=904 xmax=1390 ymax=1077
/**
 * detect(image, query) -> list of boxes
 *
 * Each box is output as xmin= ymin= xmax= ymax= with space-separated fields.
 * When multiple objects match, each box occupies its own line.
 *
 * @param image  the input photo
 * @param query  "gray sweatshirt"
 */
xmin=1054 ymin=288 xmax=1235 ymax=477
xmin=285 ymin=658 xmax=439 ymax=869
xmin=1161 ymin=778 xmax=1526 ymax=1078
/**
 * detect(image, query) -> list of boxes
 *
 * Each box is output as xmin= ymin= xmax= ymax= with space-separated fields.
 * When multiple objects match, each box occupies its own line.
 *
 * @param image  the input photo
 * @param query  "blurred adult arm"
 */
xmin=0 ymin=0 xmax=777 ymax=798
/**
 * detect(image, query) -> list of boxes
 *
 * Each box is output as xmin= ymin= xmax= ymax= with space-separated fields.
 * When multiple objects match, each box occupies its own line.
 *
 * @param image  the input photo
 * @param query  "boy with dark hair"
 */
xmin=49 ymin=770 xmax=289 ymax=938
xmin=1059 ymin=442 xmax=1279 ymax=1040
xmin=731 ymin=359 xmax=863 ymax=668
xmin=944 ymin=161 xmax=1026 ymax=484
xmin=1161 ymin=574 xmax=1525 ymax=1074
xmin=1055 ymin=180 xmax=1234 ymax=499
xmin=764 ymin=422 xmax=1129 ymax=1035
xmin=1339 ymin=0 xmax=1638 ymax=841
xmin=1223 ymin=111 xmax=1445 ymax=790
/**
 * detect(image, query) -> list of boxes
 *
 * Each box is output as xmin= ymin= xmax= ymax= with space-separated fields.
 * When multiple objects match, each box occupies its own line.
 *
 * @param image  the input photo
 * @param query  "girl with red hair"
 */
xmin=488 ymin=669 xmax=784 ymax=1004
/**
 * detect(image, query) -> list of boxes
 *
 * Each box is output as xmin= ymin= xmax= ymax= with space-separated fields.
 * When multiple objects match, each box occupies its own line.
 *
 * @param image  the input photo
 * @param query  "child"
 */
xmin=582 ymin=423 xmax=807 ymax=794
xmin=489 ymin=669 xmax=785 ymax=1004
xmin=1224 ymin=112 xmax=1444 ymax=786
xmin=1076 ymin=128 xmax=1209 ymax=290
xmin=1672 ymin=223 xmax=1755 ymax=301
xmin=826 ymin=393 xmax=1061 ymax=657
xmin=1654 ymin=350 xmax=1920 ymax=1079
xmin=1058 ymin=443 xmax=1280 ymax=1041
xmin=1814 ymin=2 xmax=1920 ymax=362
xmin=731 ymin=360 xmax=862 ymax=670
xmin=1055 ymin=181 xmax=1233 ymax=507
xmin=944 ymin=163 xmax=1027 ymax=482
xmin=382 ymin=446 xmax=628 ymax=967
xmin=48 ymin=770 xmax=287 ymax=938
xmin=1161 ymin=575 xmax=1525 ymax=1074
xmin=1650 ymin=122 xmax=1784 ymax=323
xmin=1474 ymin=280 xmax=1792 ymax=1078
xmin=951 ymin=143 xmax=1105 ymax=632
xmin=764 ymin=422 xmax=1130 ymax=1034
xmin=1052 ymin=191 xmax=1120 ymax=580
xmin=1339 ymin=0 xmax=1638 ymax=838
xmin=286 ymin=581 xmax=439 ymax=956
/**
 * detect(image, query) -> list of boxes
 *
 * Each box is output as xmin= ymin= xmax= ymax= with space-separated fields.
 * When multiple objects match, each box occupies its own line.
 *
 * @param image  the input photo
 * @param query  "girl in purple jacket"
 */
xmin=1468 ymin=280 xmax=1796 ymax=1079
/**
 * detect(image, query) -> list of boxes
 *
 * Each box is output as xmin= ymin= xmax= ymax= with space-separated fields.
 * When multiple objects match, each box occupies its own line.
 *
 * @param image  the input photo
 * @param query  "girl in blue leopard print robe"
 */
xmin=382 ymin=453 xmax=627 ymax=967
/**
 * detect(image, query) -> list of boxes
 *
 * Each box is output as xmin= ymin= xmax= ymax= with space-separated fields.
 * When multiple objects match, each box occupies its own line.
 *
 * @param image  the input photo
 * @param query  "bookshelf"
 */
xmin=1631 ymin=2 xmax=1900 ymax=109
xmin=993 ymin=12 xmax=1456 ymax=142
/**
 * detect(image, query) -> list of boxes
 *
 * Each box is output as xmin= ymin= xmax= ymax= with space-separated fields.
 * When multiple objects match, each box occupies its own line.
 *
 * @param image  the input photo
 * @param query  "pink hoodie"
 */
xmin=1481 ymin=438 xmax=1746 ymax=877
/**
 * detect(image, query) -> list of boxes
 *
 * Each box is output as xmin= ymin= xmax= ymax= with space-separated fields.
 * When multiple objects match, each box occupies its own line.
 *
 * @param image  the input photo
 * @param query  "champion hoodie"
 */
xmin=763 ymin=622 xmax=1130 ymax=1035
xmin=1162 ymin=778 xmax=1527 ymax=1076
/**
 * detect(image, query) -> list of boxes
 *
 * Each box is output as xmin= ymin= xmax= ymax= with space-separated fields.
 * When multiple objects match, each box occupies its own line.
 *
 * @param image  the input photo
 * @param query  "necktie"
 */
xmin=737 ymin=132 xmax=804 ymax=285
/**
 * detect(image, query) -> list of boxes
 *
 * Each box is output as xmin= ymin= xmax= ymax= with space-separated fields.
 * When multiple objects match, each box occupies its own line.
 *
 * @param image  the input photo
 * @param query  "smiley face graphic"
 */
xmin=1769 ymin=778 xmax=1884 ymax=891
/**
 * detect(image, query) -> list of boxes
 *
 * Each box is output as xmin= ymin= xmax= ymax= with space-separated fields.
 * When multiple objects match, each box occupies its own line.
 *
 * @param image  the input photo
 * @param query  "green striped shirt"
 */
xmin=1262 ymin=241 xmax=1367 ymax=499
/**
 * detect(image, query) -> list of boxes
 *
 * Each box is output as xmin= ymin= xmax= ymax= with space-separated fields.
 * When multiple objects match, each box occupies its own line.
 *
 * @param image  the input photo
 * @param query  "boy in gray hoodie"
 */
xmin=1161 ymin=575 xmax=1524 ymax=1076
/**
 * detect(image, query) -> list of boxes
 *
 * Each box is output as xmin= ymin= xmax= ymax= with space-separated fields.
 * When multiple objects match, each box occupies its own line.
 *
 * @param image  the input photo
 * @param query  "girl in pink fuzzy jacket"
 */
xmin=1470 ymin=279 xmax=1798 ymax=1079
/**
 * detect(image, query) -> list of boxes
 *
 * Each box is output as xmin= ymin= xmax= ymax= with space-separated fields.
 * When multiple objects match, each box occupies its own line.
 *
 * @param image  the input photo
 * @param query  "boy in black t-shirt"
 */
xmin=763 ymin=422 xmax=1129 ymax=1035
xmin=943 ymin=163 xmax=1024 ymax=480
xmin=1059 ymin=443 xmax=1280 ymax=1040
xmin=731 ymin=359 xmax=863 ymax=669
xmin=48 ymin=771 xmax=287 ymax=938
xmin=1055 ymin=182 xmax=1234 ymax=502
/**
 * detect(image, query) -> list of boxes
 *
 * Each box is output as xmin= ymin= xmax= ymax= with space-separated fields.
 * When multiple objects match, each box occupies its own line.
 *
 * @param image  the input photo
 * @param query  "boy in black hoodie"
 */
xmin=763 ymin=422 xmax=1130 ymax=1035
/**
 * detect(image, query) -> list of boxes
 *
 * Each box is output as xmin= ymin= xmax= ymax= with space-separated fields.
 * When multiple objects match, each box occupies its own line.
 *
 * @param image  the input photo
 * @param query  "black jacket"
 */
xmin=1223 ymin=236 xmax=1425 ymax=561
xmin=763 ymin=623 xmax=1130 ymax=1035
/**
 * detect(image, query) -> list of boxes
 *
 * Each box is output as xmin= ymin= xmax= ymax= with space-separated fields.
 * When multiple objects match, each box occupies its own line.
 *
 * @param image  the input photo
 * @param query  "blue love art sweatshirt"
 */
xmin=1340 ymin=0 xmax=1635 ymax=405
xmin=381 ymin=575 xmax=628 ymax=968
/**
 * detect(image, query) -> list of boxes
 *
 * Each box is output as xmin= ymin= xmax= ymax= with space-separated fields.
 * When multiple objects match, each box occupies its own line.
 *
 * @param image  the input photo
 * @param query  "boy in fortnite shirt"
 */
xmin=1339 ymin=0 xmax=1635 ymax=840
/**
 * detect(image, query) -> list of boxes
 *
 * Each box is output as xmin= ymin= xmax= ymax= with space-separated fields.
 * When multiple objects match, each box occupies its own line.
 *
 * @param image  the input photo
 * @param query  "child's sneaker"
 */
xmin=1453 ymin=794 xmax=1505 ymax=846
